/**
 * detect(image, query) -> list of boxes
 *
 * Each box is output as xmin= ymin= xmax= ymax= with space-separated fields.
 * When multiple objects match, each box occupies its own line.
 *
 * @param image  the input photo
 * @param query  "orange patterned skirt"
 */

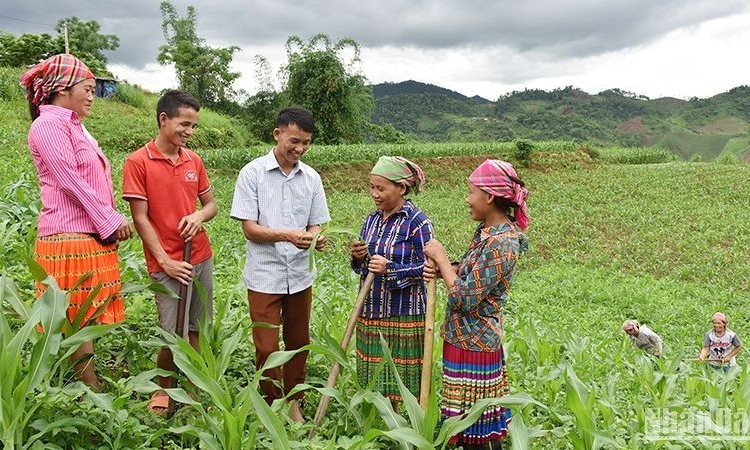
xmin=34 ymin=233 xmax=125 ymax=325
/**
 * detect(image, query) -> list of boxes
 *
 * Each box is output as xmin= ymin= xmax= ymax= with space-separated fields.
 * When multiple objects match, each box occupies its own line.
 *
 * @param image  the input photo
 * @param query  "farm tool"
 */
xmin=419 ymin=259 xmax=437 ymax=409
xmin=166 ymin=241 xmax=192 ymax=419
xmin=309 ymin=271 xmax=376 ymax=438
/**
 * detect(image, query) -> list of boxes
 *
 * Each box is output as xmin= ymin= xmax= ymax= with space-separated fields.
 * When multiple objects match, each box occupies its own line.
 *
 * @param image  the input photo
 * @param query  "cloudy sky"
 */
xmin=2 ymin=0 xmax=749 ymax=100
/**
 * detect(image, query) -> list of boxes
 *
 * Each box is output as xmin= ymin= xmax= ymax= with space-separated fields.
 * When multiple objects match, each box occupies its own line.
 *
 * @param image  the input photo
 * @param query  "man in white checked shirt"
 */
xmin=230 ymin=106 xmax=330 ymax=423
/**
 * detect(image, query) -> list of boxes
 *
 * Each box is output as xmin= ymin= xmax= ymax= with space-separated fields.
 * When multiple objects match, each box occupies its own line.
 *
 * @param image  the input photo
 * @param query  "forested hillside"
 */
xmin=371 ymin=81 xmax=750 ymax=160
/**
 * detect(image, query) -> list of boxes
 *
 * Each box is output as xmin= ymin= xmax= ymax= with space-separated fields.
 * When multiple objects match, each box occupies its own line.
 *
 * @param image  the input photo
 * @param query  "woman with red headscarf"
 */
xmin=424 ymin=159 xmax=529 ymax=450
xmin=20 ymin=53 xmax=132 ymax=389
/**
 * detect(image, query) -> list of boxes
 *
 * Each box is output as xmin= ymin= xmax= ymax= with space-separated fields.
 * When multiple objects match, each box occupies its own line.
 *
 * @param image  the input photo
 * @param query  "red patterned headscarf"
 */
xmin=469 ymin=159 xmax=529 ymax=230
xmin=371 ymin=156 xmax=425 ymax=193
xmin=20 ymin=53 xmax=95 ymax=106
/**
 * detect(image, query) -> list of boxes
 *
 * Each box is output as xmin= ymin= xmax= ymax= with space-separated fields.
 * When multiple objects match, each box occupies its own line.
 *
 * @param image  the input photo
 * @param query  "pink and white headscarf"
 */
xmin=713 ymin=312 xmax=727 ymax=324
xmin=622 ymin=320 xmax=640 ymax=332
xmin=20 ymin=53 xmax=95 ymax=106
xmin=469 ymin=159 xmax=529 ymax=230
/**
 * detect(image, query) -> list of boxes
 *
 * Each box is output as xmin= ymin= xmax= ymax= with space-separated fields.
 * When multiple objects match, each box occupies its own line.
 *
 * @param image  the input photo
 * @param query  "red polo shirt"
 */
xmin=122 ymin=140 xmax=212 ymax=272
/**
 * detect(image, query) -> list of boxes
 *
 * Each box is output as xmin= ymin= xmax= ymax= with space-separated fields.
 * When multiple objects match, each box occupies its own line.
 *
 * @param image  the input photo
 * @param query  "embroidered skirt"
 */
xmin=356 ymin=314 xmax=425 ymax=401
xmin=34 ymin=233 xmax=125 ymax=325
xmin=442 ymin=341 xmax=511 ymax=446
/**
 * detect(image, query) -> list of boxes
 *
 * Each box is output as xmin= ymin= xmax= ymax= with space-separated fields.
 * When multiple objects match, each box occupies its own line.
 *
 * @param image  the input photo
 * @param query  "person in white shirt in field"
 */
xmin=699 ymin=312 xmax=743 ymax=372
xmin=622 ymin=319 xmax=663 ymax=357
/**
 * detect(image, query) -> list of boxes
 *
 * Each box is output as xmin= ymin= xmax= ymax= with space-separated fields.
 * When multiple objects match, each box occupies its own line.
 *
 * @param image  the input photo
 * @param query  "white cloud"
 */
xmin=4 ymin=0 xmax=749 ymax=100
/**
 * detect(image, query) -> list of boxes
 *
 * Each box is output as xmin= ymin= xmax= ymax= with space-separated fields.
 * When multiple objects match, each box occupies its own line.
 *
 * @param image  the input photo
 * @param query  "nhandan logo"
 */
xmin=185 ymin=170 xmax=197 ymax=182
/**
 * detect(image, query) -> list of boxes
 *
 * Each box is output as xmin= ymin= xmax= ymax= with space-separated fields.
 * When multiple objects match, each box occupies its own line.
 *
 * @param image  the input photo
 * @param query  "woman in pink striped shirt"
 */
xmin=21 ymin=53 xmax=133 ymax=389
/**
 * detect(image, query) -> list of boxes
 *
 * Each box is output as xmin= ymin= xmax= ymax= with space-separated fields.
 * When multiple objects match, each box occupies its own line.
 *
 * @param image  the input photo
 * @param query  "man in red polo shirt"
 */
xmin=122 ymin=90 xmax=217 ymax=414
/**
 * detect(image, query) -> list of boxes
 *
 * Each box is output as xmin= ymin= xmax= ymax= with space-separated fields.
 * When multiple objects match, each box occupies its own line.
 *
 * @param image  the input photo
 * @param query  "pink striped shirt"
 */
xmin=28 ymin=105 xmax=124 ymax=238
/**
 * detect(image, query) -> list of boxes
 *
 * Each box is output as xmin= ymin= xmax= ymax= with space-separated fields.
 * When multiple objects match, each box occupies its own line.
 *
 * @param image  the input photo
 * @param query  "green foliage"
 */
xmin=0 ymin=266 xmax=123 ymax=449
xmin=242 ymin=89 xmax=285 ymax=143
xmin=158 ymin=1 xmax=241 ymax=108
xmin=596 ymin=146 xmax=676 ymax=164
xmin=514 ymin=139 xmax=535 ymax=167
xmin=113 ymin=82 xmax=148 ymax=109
xmin=0 ymin=66 xmax=23 ymax=103
xmin=373 ymin=82 xmax=750 ymax=160
xmin=714 ymin=153 xmax=741 ymax=165
xmin=365 ymin=122 xmax=411 ymax=144
xmin=0 ymin=32 xmax=56 ymax=68
xmin=283 ymin=34 xmax=373 ymax=144
xmin=54 ymin=17 xmax=119 ymax=76
xmin=0 ymin=17 xmax=116 ymax=76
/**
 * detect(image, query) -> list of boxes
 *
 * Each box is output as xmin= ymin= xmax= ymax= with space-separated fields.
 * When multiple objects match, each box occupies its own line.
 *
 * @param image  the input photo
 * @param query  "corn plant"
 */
xmin=341 ymin=334 xmax=545 ymax=449
xmin=0 ymin=267 xmax=117 ymax=448
xmin=559 ymin=363 xmax=625 ymax=450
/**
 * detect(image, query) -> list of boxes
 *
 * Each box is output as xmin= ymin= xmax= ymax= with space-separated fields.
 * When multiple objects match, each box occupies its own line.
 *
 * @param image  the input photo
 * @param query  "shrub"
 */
xmin=113 ymin=83 xmax=147 ymax=109
xmin=0 ymin=67 xmax=23 ymax=102
xmin=715 ymin=153 xmax=741 ymax=165
xmin=514 ymin=138 xmax=535 ymax=167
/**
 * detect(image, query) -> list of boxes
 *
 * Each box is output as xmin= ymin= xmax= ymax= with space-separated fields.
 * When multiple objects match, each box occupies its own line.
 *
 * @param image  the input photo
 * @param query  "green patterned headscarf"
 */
xmin=370 ymin=156 xmax=425 ymax=193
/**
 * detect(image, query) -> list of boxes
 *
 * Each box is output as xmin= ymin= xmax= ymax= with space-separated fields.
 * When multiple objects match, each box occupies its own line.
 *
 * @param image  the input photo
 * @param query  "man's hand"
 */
xmin=160 ymin=258 xmax=193 ymax=285
xmin=314 ymin=234 xmax=328 ymax=251
xmin=178 ymin=212 xmax=204 ymax=242
xmin=292 ymin=230 xmax=314 ymax=249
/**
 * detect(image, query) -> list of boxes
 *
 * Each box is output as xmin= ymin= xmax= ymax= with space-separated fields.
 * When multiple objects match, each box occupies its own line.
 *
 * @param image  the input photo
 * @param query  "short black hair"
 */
xmin=276 ymin=106 xmax=314 ymax=133
xmin=156 ymin=90 xmax=200 ymax=127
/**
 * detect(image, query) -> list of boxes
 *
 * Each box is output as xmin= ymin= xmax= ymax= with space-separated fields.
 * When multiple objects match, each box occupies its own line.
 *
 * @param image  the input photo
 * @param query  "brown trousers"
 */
xmin=248 ymin=287 xmax=312 ymax=402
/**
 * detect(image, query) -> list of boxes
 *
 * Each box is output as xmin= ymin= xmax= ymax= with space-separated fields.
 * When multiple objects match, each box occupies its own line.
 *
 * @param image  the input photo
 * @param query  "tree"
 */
xmin=54 ymin=17 xmax=119 ymax=75
xmin=157 ymin=1 xmax=241 ymax=108
xmin=282 ymin=34 xmax=373 ymax=145
xmin=0 ymin=18 xmax=117 ymax=75
xmin=0 ymin=32 xmax=56 ymax=67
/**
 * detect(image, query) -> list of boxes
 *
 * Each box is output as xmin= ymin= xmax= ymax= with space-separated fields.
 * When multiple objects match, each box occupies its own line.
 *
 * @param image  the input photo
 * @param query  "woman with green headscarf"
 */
xmin=350 ymin=156 xmax=434 ymax=410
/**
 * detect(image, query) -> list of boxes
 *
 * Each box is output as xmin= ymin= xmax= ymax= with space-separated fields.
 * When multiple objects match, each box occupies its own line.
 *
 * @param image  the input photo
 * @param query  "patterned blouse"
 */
xmin=352 ymin=200 xmax=434 ymax=318
xmin=442 ymin=222 xmax=526 ymax=352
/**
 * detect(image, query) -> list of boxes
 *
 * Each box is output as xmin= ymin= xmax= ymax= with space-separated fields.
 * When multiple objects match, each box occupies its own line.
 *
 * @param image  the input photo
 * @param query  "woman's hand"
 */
xmin=424 ymin=239 xmax=448 ymax=264
xmin=115 ymin=219 xmax=133 ymax=241
xmin=367 ymin=255 xmax=389 ymax=274
xmin=424 ymin=259 xmax=440 ymax=281
xmin=350 ymin=240 xmax=368 ymax=261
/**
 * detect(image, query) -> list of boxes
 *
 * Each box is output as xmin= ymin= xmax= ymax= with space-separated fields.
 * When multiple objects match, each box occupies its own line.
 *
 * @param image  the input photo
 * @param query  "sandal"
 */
xmin=149 ymin=391 xmax=170 ymax=415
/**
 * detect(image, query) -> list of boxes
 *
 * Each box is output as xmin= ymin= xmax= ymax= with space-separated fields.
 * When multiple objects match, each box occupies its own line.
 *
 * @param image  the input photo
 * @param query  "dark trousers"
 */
xmin=248 ymin=287 xmax=312 ymax=402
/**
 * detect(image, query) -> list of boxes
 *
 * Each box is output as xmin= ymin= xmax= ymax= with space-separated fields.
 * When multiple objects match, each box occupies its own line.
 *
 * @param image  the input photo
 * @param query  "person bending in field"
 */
xmin=699 ymin=312 xmax=743 ymax=372
xmin=622 ymin=320 xmax=663 ymax=357
xmin=123 ymin=90 xmax=218 ymax=414
xmin=424 ymin=159 xmax=529 ymax=450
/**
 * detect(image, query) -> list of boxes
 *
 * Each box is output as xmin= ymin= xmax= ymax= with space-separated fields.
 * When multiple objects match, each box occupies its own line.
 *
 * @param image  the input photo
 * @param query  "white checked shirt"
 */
xmin=231 ymin=150 xmax=330 ymax=294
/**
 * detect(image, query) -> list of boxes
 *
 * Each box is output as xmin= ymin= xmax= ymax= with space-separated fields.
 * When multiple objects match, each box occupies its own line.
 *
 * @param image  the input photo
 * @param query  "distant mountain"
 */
xmin=370 ymin=81 xmax=750 ymax=160
xmin=372 ymin=80 xmax=491 ymax=103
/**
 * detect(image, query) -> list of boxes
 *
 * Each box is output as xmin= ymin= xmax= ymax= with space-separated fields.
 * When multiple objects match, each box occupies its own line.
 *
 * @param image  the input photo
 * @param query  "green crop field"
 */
xmin=2 ymin=86 xmax=750 ymax=449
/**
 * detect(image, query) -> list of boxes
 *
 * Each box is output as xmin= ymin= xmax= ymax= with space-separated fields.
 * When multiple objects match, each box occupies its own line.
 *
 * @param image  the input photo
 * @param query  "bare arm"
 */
xmin=423 ymin=239 xmax=457 ymax=287
xmin=723 ymin=344 xmax=743 ymax=363
xmin=128 ymin=199 xmax=192 ymax=285
xmin=179 ymin=190 xmax=218 ymax=241
xmin=241 ymin=220 xmax=321 ymax=249
xmin=698 ymin=346 xmax=709 ymax=361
